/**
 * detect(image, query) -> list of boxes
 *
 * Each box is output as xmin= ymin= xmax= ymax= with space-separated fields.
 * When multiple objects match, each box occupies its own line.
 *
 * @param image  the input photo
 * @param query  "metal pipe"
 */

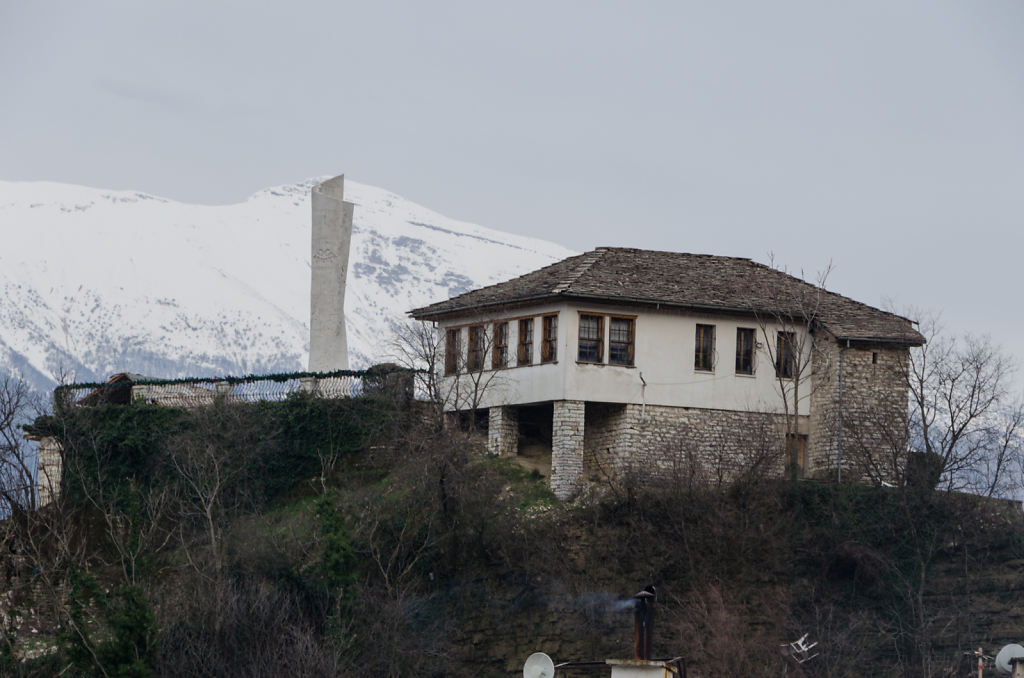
xmin=634 ymin=587 xmax=656 ymax=661
xmin=639 ymin=372 xmax=647 ymax=423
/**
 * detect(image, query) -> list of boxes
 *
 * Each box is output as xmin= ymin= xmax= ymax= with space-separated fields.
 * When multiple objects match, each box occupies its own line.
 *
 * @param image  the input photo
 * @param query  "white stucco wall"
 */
xmin=436 ymin=301 xmax=812 ymax=416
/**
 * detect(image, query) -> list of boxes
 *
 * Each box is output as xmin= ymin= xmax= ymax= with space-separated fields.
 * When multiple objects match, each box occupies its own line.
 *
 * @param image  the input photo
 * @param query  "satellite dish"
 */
xmin=523 ymin=651 xmax=555 ymax=678
xmin=996 ymin=644 xmax=1024 ymax=674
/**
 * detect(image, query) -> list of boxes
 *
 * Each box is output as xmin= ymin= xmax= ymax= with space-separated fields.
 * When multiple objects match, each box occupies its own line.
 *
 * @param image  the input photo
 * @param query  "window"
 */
xmin=444 ymin=328 xmax=460 ymax=376
xmin=517 ymin=318 xmax=534 ymax=366
xmin=735 ymin=327 xmax=755 ymax=375
xmin=776 ymin=331 xmax=795 ymax=379
xmin=578 ymin=315 xmax=604 ymax=362
xmin=541 ymin=314 xmax=558 ymax=363
xmin=467 ymin=325 xmax=485 ymax=371
xmin=694 ymin=324 xmax=715 ymax=371
xmin=609 ymin=317 xmax=635 ymax=366
xmin=492 ymin=321 xmax=509 ymax=369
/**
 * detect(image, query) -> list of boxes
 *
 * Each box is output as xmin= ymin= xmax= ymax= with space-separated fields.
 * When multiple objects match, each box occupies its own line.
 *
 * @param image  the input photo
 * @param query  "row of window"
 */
xmin=443 ymin=314 xmax=798 ymax=378
xmin=693 ymin=325 xmax=795 ymax=378
xmin=577 ymin=315 xmax=635 ymax=365
xmin=444 ymin=315 xmax=558 ymax=375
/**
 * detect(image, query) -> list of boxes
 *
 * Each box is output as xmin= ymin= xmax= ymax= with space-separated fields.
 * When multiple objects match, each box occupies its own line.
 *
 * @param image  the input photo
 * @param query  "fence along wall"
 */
xmin=55 ymin=370 xmax=385 ymax=408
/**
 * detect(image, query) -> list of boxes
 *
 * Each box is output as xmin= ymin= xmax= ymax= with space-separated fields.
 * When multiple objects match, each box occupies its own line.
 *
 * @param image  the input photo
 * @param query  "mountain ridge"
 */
xmin=0 ymin=177 xmax=576 ymax=392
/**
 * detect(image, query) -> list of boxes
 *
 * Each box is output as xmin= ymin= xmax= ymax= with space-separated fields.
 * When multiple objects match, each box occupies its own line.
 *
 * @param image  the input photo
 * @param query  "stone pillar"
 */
xmin=298 ymin=376 xmax=317 ymax=394
xmin=488 ymin=406 xmax=518 ymax=457
xmin=551 ymin=400 xmax=585 ymax=500
xmin=309 ymin=175 xmax=354 ymax=372
xmin=36 ymin=436 xmax=63 ymax=507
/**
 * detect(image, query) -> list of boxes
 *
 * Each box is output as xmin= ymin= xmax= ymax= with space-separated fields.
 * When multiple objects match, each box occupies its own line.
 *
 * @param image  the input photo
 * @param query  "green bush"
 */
xmin=41 ymin=393 xmax=394 ymax=510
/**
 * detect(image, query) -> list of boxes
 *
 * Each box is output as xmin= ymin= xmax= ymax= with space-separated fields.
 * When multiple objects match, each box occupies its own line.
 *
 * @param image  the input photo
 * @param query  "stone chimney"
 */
xmin=308 ymin=175 xmax=353 ymax=372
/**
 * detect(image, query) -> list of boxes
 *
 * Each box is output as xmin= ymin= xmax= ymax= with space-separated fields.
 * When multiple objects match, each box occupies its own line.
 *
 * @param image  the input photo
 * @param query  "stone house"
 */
xmin=410 ymin=247 xmax=925 ymax=499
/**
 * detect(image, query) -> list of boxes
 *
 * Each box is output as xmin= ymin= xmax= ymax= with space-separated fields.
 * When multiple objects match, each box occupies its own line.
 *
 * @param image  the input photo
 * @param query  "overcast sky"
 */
xmin=2 ymin=1 xmax=1023 ymax=369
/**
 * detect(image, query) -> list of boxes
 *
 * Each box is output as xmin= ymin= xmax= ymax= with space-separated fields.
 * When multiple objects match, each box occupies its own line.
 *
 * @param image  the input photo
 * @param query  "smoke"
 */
xmin=576 ymin=592 xmax=636 ymax=614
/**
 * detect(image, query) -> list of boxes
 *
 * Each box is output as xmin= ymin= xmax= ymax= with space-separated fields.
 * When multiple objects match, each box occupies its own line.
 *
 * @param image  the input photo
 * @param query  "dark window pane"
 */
xmin=776 ymin=331 xmax=795 ymax=378
xmin=467 ymin=325 xmax=485 ymax=371
xmin=492 ymin=322 xmax=508 ymax=369
xmin=541 ymin=314 xmax=558 ymax=363
xmin=518 ymin=318 xmax=533 ymax=365
xmin=578 ymin=315 xmax=603 ymax=362
xmin=695 ymin=324 xmax=714 ymax=371
xmin=735 ymin=328 xmax=754 ymax=374
xmin=445 ymin=328 xmax=460 ymax=375
xmin=609 ymin=317 xmax=634 ymax=366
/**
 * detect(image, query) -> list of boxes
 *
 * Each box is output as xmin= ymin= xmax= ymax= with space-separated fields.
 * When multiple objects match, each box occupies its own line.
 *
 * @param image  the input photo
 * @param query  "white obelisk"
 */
xmin=308 ymin=175 xmax=353 ymax=372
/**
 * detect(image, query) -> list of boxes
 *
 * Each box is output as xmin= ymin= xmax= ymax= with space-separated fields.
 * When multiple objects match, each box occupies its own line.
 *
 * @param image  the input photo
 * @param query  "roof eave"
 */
xmin=830 ymin=334 xmax=926 ymax=347
xmin=409 ymin=292 xmax=564 ymax=320
xmin=411 ymin=291 xmax=925 ymax=345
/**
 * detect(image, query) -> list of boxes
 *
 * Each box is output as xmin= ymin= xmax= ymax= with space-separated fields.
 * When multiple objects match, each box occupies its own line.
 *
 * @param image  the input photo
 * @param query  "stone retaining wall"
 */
xmin=583 ymin=403 xmax=794 ymax=489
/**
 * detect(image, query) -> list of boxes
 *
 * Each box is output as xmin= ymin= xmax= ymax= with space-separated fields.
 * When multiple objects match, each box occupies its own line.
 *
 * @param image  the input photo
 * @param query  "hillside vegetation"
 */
xmin=3 ymin=390 xmax=1024 ymax=678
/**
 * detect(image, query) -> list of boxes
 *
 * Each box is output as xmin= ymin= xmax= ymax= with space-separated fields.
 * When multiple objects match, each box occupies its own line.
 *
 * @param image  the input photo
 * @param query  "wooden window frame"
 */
xmin=578 ymin=314 xmax=604 ymax=363
xmin=694 ymin=324 xmax=715 ymax=372
xmin=517 ymin=318 xmax=534 ymax=366
xmin=776 ymin=331 xmax=795 ymax=379
xmin=735 ymin=327 xmax=755 ymax=375
xmin=608 ymin=316 xmax=635 ymax=366
xmin=467 ymin=325 xmax=485 ymax=372
xmin=492 ymin=321 xmax=509 ymax=369
xmin=541 ymin=314 xmax=558 ymax=363
xmin=444 ymin=327 xmax=460 ymax=376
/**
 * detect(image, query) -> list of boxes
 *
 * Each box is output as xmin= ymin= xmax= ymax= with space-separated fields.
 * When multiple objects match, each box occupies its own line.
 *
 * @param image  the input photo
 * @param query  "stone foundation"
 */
xmin=485 ymin=400 xmax=801 ymax=498
xmin=487 ymin=406 xmax=518 ymax=457
xmin=485 ymin=337 xmax=910 ymax=498
xmin=550 ymin=400 xmax=585 ymax=499
xmin=583 ymin=403 xmax=794 ymax=486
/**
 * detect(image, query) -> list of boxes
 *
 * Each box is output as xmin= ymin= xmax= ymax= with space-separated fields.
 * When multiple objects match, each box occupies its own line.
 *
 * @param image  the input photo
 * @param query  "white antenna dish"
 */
xmin=996 ymin=644 xmax=1024 ymax=674
xmin=523 ymin=651 xmax=555 ymax=678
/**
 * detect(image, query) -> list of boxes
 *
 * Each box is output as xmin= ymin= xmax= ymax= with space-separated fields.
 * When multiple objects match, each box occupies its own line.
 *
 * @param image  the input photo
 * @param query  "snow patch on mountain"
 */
xmin=0 ymin=178 xmax=575 ymax=393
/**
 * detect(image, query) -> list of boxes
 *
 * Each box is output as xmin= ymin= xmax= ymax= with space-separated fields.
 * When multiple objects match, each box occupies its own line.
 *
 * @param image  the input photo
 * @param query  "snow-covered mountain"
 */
xmin=0 ymin=178 xmax=576 ymax=393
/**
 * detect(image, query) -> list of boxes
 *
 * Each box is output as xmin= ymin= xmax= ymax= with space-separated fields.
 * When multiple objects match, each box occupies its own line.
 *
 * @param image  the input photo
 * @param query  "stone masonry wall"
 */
xmin=487 ymin=406 xmax=518 ymax=457
xmin=809 ymin=337 xmax=909 ymax=483
xmin=36 ymin=436 xmax=62 ymax=507
xmin=582 ymin=403 xmax=795 ymax=486
xmin=551 ymin=400 xmax=585 ymax=499
xmin=582 ymin=403 xmax=628 ymax=481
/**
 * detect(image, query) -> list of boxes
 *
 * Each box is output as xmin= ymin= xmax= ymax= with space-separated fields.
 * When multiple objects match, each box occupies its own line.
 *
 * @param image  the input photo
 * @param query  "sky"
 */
xmin=2 ymin=1 xmax=1023 ymax=371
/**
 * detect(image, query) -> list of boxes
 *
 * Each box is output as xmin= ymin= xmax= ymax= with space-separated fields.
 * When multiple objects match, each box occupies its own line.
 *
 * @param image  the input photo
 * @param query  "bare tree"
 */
xmin=390 ymin=320 xmax=445 ymax=409
xmin=0 ymin=376 xmax=41 ymax=513
xmin=391 ymin=319 xmax=510 ymax=432
xmin=902 ymin=312 xmax=1023 ymax=495
xmin=753 ymin=258 xmax=833 ymax=478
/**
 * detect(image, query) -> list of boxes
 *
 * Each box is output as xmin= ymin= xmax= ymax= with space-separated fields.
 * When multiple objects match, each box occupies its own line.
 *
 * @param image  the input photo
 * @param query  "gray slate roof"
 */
xmin=411 ymin=247 xmax=924 ymax=345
